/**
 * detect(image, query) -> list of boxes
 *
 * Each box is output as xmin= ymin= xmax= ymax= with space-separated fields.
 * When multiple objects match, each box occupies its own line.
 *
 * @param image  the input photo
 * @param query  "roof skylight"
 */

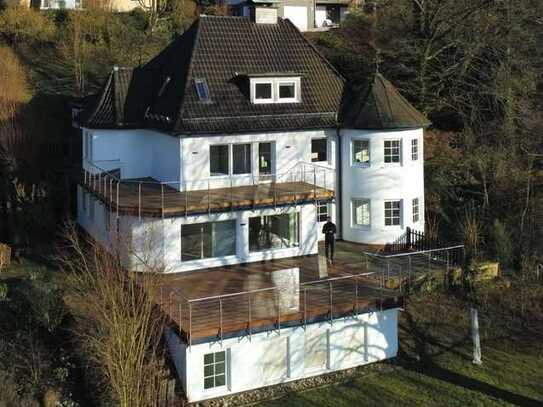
xmin=195 ymin=78 xmax=210 ymax=102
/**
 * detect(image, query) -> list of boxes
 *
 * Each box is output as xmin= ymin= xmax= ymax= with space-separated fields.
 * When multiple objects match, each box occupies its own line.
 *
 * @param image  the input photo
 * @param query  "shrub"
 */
xmin=0 ymin=6 xmax=56 ymax=45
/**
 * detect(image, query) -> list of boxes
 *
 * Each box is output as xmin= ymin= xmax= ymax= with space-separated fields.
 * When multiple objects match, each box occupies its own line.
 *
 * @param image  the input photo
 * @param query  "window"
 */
xmin=278 ymin=81 xmax=297 ymax=102
xmin=251 ymin=77 xmax=301 ymax=104
xmin=353 ymin=199 xmax=370 ymax=226
xmin=203 ymin=351 xmax=226 ymax=389
xmin=384 ymin=200 xmax=401 ymax=226
xmin=195 ymin=79 xmax=210 ymax=102
xmin=232 ymin=144 xmax=251 ymax=175
xmin=210 ymin=145 xmax=229 ymax=176
xmin=384 ymin=140 xmax=400 ymax=163
xmin=249 ymin=213 xmax=299 ymax=252
xmin=317 ymin=202 xmax=329 ymax=222
xmin=412 ymin=198 xmax=420 ymax=223
xmin=181 ymin=221 xmax=236 ymax=261
xmin=258 ymin=142 xmax=272 ymax=175
xmin=353 ymin=140 xmax=370 ymax=165
xmin=311 ymin=138 xmax=327 ymax=162
xmin=411 ymin=139 xmax=419 ymax=161
xmin=255 ymin=82 xmax=273 ymax=102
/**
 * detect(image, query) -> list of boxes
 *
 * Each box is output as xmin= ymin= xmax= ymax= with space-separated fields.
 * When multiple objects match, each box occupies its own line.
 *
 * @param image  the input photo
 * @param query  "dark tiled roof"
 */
xmin=79 ymin=16 xmax=345 ymax=134
xmin=78 ymin=67 xmax=154 ymax=129
xmin=340 ymin=73 xmax=431 ymax=130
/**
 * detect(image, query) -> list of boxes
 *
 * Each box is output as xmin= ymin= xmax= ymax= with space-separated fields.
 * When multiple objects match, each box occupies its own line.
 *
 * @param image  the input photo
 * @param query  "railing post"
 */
xmin=178 ymin=300 xmax=182 ymax=338
xmin=303 ymin=286 xmax=307 ymax=329
xmin=184 ymin=182 xmax=188 ymax=217
xmin=98 ymin=172 xmax=101 ymax=195
xmin=276 ymin=290 xmax=281 ymax=334
xmin=313 ymin=167 xmax=317 ymax=204
xmin=161 ymin=184 xmax=165 ymax=219
xmin=446 ymin=250 xmax=450 ymax=290
xmin=230 ymin=177 xmax=234 ymax=212
xmin=109 ymin=178 xmax=113 ymax=205
xmin=248 ymin=293 xmax=252 ymax=340
xmin=116 ymin=181 xmax=120 ymax=220
xmin=355 ymin=276 xmax=359 ymax=316
xmin=219 ymin=299 xmax=223 ymax=345
xmin=138 ymin=182 xmax=142 ymax=221
xmin=329 ymin=281 xmax=333 ymax=324
xmin=207 ymin=179 xmax=211 ymax=214
xmin=273 ymin=178 xmax=277 ymax=209
xmin=189 ymin=302 xmax=192 ymax=348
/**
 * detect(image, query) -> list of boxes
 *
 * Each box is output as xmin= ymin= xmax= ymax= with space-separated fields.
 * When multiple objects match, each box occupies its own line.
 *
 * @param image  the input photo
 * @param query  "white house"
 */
xmin=75 ymin=13 xmax=428 ymax=403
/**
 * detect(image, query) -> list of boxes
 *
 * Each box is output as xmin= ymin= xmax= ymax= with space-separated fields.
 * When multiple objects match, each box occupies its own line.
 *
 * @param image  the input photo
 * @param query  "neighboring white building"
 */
xmin=75 ymin=13 xmax=428 ymax=403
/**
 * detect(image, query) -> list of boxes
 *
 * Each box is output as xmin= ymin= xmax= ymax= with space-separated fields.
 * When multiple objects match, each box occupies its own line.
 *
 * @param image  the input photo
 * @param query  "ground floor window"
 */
xmin=249 ymin=213 xmax=299 ymax=252
xmin=412 ymin=198 xmax=420 ymax=223
xmin=353 ymin=199 xmax=370 ymax=226
xmin=181 ymin=220 xmax=236 ymax=261
xmin=317 ymin=202 xmax=329 ymax=222
xmin=384 ymin=200 xmax=401 ymax=226
xmin=203 ymin=351 xmax=226 ymax=389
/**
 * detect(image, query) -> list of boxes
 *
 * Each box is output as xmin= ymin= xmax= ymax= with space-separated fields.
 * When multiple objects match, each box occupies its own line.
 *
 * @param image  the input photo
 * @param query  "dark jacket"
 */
xmin=322 ymin=221 xmax=337 ymax=240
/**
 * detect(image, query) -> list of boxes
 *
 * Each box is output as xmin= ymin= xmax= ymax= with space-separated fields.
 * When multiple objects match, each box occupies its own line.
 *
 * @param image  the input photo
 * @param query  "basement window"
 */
xmin=195 ymin=78 xmax=210 ymax=102
xmin=203 ymin=351 xmax=226 ymax=389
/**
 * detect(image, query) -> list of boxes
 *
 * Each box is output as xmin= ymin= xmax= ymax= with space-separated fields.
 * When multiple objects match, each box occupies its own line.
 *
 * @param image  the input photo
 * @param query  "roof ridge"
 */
xmin=172 ymin=19 xmax=201 ymax=131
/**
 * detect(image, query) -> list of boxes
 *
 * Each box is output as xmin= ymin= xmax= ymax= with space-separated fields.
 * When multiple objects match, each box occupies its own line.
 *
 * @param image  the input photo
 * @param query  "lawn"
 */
xmin=261 ymin=290 xmax=543 ymax=407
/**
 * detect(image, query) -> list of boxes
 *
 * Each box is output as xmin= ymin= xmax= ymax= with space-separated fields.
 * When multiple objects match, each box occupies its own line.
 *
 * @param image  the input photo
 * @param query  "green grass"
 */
xmin=261 ymin=291 xmax=543 ymax=407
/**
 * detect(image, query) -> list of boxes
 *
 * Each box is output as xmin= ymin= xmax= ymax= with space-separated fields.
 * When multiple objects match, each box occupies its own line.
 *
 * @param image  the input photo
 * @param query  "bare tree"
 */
xmin=58 ymin=224 xmax=170 ymax=407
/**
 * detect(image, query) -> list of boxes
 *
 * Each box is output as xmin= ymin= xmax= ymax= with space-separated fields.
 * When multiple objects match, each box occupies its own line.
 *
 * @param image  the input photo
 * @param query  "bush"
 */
xmin=0 ymin=6 xmax=56 ymax=45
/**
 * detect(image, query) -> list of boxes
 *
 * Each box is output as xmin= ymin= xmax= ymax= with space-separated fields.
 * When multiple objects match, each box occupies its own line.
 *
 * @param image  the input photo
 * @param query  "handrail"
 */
xmin=84 ymin=159 xmax=335 ymax=188
xmin=364 ymin=245 xmax=464 ymax=258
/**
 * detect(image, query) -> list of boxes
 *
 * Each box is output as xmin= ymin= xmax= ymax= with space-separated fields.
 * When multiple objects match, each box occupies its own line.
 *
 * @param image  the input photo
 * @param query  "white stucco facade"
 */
xmin=166 ymin=308 xmax=399 ymax=403
xmin=340 ymin=128 xmax=425 ymax=245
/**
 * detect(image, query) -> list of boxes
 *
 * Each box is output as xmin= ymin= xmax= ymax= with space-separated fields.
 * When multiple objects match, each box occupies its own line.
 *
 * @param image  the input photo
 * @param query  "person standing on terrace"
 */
xmin=322 ymin=217 xmax=337 ymax=264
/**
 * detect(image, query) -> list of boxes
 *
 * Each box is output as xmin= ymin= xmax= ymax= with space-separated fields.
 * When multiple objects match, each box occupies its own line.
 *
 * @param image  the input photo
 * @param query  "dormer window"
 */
xmin=255 ymin=82 xmax=273 ymax=102
xmin=195 ymin=78 xmax=210 ymax=102
xmin=250 ymin=77 xmax=301 ymax=104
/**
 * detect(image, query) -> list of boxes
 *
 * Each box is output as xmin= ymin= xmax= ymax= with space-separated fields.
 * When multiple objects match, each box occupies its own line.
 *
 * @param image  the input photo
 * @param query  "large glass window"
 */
xmin=384 ymin=200 xmax=401 ymax=226
xmin=249 ymin=213 xmax=299 ymax=252
xmin=311 ymin=138 xmax=327 ymax=162
xmin=384 ymin=140 xmax=401 ymax=163
xmin=203 ymin=351 xmax=226 ymax=389
xmin=181 ymin=221 xmax=236 ymax=261
xmin=233 ymin=144 xmax=251 ymax=175
xmin=353 ymin=199 xmax=370 ymax=226
xmin=353 ymin=139 xmax=369 ymax=165
xmin=210 ymin=145 xmax=229 ymax=176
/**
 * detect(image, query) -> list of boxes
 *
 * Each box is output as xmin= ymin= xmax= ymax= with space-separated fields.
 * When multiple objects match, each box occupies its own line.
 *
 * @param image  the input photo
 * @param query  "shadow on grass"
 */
xmin=400 ymin=308 xmax=543 ymax=407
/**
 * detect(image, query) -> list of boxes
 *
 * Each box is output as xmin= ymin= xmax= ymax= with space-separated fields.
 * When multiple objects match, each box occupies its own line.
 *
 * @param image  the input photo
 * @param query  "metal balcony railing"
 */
xmin=81 ymin=160 xmax=336 ymax=218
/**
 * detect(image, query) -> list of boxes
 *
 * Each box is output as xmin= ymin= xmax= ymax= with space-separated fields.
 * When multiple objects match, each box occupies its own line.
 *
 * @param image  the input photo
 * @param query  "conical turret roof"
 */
xmin=340 ymin=73 xmax=431 ymax=130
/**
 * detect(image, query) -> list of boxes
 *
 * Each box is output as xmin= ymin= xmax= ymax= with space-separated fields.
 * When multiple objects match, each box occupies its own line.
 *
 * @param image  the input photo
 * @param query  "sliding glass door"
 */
xmin=181 ymin=220 xmax=236 ymax=261
xmin=249 ymin=213 xmax=299 ymax=252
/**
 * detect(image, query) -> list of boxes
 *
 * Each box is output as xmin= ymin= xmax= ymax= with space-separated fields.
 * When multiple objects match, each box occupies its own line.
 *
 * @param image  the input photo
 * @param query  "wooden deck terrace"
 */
xmin=156 ymin=243 xmax=404 ymax=345
xmin=81 ymin=172 xmax=335 ymax=218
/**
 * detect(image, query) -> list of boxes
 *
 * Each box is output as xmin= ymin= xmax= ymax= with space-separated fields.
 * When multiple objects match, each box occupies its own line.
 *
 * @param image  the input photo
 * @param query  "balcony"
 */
xmin=81 ymin=161 xmax=335 ymax=218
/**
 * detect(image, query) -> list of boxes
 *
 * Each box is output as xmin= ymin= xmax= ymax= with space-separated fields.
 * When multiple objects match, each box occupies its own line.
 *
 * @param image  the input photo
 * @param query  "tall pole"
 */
xmin=471 ymin=308 xmax=482 ymax=365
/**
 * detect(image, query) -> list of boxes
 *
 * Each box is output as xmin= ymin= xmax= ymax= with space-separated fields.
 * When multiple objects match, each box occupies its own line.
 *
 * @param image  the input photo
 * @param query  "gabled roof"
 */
xmin=340 ymin=73 xmax=431 ymax=130
xmin=80 ymin=16 xmax=345 ymax=134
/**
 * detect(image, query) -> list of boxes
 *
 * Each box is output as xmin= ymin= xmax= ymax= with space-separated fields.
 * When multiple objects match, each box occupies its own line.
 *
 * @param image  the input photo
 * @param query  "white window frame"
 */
xmin=352 ymin=138 xmax=370 ymax=167
xmin=352 ymin=199 xmax=371 ymax=228
xmin=412 ymin=197 xmax=420 ymax=223
xmin=276 ymin=80 xmax=299 ymax=103
xmin=384 ymin=200 xmax=402 ymax=227
xmin=384 ymin=139 xmax=401 ymax=165
xmin=311 ymin=137 xmax=328 ymax=163
xmin=411 ymin=138 xmax=419 ymax=161
xmin=317 ymin=201 xmax=329 ymax=222
xmin=251 ymin=79 xmax=274 ymax=104
xmin=203 ymin=350 xmax=227 ymax=390
xmin=250 ymin=77 xmax=301 ymax=104
xmin=232 ymin=143 xmax=252 ymax=175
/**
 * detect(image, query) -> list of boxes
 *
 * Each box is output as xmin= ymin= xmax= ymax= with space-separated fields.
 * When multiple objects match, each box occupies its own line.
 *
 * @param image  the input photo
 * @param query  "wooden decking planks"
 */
xmin=87 ymin=179 xmax=334 ymax=217
xmin=156 ymin=249 xmax=403 ymax=343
